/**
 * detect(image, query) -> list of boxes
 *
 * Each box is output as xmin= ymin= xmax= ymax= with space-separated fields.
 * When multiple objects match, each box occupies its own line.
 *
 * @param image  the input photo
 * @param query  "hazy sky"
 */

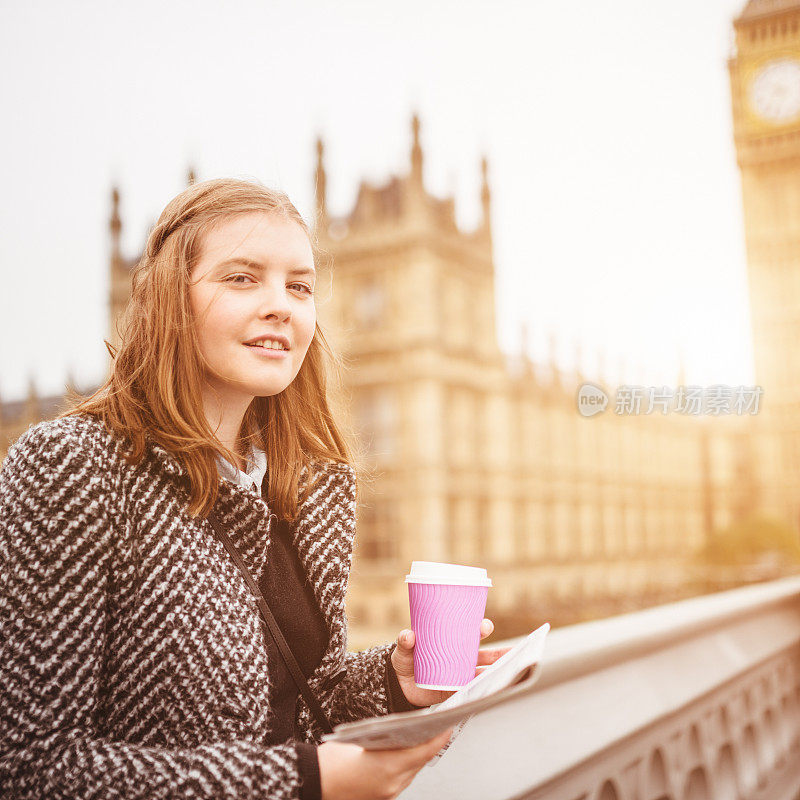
xmin=0 ymin=0 xmax=751 ymax=402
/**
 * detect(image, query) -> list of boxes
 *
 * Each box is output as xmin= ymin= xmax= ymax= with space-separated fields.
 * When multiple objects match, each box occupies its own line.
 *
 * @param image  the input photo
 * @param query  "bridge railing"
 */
xmin=401 ymin=575 xmax=800 ymax=800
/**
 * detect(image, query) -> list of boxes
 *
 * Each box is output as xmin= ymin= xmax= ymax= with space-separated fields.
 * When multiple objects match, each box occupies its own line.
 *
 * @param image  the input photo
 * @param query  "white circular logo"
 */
xmin=577 ymin=383 xmax=609 ymax=417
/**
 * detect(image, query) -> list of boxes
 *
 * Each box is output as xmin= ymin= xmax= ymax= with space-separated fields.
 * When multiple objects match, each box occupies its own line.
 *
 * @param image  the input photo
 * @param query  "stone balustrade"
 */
xmin=401 ymin=575 xmax=800 ymax=800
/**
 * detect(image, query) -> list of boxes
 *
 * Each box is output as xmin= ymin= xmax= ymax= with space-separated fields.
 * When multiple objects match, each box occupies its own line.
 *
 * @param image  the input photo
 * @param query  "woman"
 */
xmin=0 ymin=178 xmax=508 ymax=799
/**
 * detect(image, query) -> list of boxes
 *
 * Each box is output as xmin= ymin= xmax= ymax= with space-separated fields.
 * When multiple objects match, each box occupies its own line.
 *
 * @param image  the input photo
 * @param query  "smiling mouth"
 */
xmin=244 ymin=341 xmax=289 ymax=351
xmin=245 ymin=344 xmax=289 ymax=358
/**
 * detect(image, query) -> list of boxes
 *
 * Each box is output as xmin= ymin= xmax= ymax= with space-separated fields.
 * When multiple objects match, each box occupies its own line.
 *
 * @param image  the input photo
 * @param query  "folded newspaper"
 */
xmin=321 ymin=622 xmax=549 ymax=762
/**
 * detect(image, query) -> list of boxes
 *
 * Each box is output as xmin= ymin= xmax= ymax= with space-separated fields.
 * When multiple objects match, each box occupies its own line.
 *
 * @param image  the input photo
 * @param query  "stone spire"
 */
xmin=65 ymin=368 xmax=78 ymax=397
xmin=314 ymin=136 xmax=327 ymax=227
xmin=480 ymin=155 xmax=492 ymax=239
xmin=25 ymin=375 xmax=40 ymax=422
xmin=519 ymin=320 xmax=531 ymax=360
xmin=410 ymin=113 xmax=423 ymax=189
xmin=110 ymin=186 xmax=122 ymax=263
xmin=548 ymin=330 xmax=561 ymax=386
xmin=574 ymin=340 xmax=584 ymax=382
xmin=676 ymin=346 xmax=687 ymax=386
xmin=596 ymin=345 xmax=606 ymax=385
xmin=617 ymin=355 xmax=627 ymax=386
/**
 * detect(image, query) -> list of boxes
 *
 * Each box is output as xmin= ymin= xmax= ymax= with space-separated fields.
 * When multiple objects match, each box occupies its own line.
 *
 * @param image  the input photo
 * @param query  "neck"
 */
xmin=200 ymin=386 xmax=254 ymax=471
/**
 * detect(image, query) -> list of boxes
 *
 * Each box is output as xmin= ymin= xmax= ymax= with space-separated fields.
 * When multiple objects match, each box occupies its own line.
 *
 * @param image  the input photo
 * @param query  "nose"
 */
xmin=256 ymin=279 xmax=292 ymax=321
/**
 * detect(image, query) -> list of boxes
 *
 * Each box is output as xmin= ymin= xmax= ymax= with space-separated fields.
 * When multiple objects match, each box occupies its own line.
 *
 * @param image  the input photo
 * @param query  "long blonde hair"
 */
xmin=63 ymin=177 xmax=357 ymax=520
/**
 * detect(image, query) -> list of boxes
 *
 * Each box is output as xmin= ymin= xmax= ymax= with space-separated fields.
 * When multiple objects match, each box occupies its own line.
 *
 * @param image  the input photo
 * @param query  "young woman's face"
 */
xmin=188 ymin=212 xmax=317 ymax=405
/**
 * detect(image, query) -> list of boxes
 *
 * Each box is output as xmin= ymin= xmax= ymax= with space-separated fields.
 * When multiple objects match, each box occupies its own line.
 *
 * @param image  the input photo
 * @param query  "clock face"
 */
xmin=749 ymin=58 xmax=800 ymax=124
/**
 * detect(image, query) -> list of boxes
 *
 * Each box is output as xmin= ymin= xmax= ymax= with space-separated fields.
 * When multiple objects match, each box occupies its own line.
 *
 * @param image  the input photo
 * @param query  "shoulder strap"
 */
xmin=205 ymin=508 xmax=335 ymax=735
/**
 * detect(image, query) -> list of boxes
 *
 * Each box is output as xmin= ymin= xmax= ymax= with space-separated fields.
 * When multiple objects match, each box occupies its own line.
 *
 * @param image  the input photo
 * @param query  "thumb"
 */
xmin=392 ymin=629 xmax=416 ymax=676
xmin=397 ymin=629 xmax=415 ymax=649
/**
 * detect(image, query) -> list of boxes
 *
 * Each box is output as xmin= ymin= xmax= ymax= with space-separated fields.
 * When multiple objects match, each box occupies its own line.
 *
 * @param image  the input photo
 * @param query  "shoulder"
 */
xmin=6 ymin=412 xmax=121 ymax=461
xmin=297 ymin=457 xmax=357 ymax=509
xmin=1 ymin=415 xmax=125 ymax=571
xmin=300 ymin=457 xmax=355 ymax=489
xmin=2 ymin=413 xmax=124 ymax=492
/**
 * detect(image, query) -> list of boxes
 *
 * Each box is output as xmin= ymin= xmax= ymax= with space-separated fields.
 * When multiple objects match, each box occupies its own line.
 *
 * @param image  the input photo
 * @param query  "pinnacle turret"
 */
xmin=410 ymin=113 xmax=423 ymax=188
xmin=480 ymin=155 xmax=492 ymax=240
xmin=314 ymin=136 xmax=327 ymax=227
xmin=110 ymin=186 xmax=121 ymax=261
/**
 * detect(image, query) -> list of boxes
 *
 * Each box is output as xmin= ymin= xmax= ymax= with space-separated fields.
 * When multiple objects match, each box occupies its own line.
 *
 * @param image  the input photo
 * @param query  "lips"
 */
xmin=243 ymin=333 xmax=290 ymax=349
xmin=244 ymin=342 xmax=289 ymax=358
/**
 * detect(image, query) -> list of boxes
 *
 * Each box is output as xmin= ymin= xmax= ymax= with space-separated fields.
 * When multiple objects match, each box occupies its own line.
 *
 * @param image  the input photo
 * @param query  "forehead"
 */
xmin=196 ymin=211 xmax=312 ymax=266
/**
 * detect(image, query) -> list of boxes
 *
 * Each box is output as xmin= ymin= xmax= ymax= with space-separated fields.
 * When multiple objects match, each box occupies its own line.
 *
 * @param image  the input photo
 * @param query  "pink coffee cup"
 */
xmin=405 ymin=561 xmax=493 ymax=690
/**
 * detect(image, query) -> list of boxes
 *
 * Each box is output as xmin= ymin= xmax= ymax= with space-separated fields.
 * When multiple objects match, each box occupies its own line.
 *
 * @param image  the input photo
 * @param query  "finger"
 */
xmin=423 ymin=728 xmax=453 ymax=758
xmin=402 ymin=728 xmax=453 ymax=765
xmin=479 ymin=618 xmax=494 ymax=639
xmin=476 ymin=646 xmax=512 ymax=665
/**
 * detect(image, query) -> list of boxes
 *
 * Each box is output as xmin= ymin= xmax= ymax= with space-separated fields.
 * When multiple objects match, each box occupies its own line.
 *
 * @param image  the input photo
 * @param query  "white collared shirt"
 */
xmin=215 ymin=443 xmax=268 ymax=497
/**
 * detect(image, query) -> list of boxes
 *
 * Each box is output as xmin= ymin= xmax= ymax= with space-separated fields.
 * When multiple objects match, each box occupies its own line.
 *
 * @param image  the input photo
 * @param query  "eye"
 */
xmin=225 ymin=273 xmax=257 ymax=285
xmin=289 ymin=282 xmax=314 ymax=295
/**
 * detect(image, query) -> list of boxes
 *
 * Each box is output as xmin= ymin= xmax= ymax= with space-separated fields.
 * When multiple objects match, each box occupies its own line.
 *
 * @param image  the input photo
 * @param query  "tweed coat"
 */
xmin=0 ymin=413 xmax=398 ymax=799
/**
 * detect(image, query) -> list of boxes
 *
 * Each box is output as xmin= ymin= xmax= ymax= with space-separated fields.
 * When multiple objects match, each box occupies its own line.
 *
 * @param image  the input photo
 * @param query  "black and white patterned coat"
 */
xmin=0 ymin=413 xmax=397 ymax=799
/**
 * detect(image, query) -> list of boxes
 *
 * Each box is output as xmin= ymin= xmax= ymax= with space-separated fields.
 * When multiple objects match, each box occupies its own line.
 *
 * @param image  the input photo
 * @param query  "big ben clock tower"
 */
xmin=730 ymin=0 xmax=800 ymax=529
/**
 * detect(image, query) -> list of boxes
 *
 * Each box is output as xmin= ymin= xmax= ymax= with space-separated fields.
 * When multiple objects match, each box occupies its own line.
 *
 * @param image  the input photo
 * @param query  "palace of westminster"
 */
xmin=2 ymin=0 xmax=799 ymax=647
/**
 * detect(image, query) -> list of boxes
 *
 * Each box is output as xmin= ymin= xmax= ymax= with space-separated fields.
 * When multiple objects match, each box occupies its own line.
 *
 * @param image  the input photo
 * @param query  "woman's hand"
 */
xmin=389 ymin=618 xmax=513 ymax=707
xmin=318 ymin=728 xmax=454 ymax=800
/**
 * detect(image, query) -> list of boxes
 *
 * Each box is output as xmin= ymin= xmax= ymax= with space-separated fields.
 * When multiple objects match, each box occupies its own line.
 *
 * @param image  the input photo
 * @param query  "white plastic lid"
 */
xmin=405 ymin=561 xmax=493 ymax=587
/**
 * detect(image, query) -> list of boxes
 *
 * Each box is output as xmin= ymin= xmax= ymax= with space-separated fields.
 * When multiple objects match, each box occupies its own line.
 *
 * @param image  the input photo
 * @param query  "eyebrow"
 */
xmin=215 ymin=257 xmax=316 ymax=278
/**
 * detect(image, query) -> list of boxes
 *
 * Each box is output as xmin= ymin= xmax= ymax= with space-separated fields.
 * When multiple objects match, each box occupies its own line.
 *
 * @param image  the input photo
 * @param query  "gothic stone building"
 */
xmin=307 ymin=116 xmax=755 ymax=646
xmin=3 ymin=0 xmax=796 ymax=649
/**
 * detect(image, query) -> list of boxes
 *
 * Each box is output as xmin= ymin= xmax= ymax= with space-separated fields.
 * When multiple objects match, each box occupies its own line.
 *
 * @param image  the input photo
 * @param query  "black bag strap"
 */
xmin=205 ymin=508 xmax=335 ymax=735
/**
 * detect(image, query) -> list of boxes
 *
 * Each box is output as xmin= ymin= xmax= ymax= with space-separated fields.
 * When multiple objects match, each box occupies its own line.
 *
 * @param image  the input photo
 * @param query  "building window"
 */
xmin=357 ymin=500 xmax=397 ymax=561
xmin=580 ymin=503 xmax=595 ymax=558
xmin=446 ymin=495 xmax=458 ymax=556
xmin=514 ymin=499 xmax=528 ymax=563
xmin=353 ymin=387 xmax=397 ymax=462
xmin=554 ymin=501 xmax=570 ymax=560
xmin=354 ymin=280 xmax=386 ymax=329
xmin=476 ymin=496 xmax=490 ymax=562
